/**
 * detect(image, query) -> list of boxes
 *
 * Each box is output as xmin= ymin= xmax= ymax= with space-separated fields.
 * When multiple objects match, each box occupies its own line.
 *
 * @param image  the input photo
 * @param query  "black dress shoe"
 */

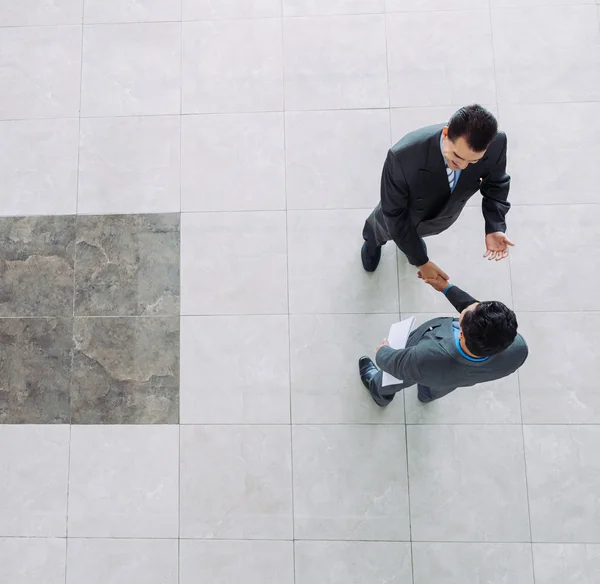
xmin=358 ymin=356 xmax=392 ymax=407
xmin=361 ymin=242 xmax=382 ymax=272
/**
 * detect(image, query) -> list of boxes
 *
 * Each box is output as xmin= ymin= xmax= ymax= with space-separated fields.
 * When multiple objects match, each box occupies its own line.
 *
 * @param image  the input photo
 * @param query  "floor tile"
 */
xmin=0 ymin=319 xmax=72 ymax=424
xmin=78 ymin=117 xmax=181 ymax=215
xmin=293 ymin=425 xmax=410 ymax=540
xmin=180 ymin=315 xmax=290 ymax=424
xmin=524 ymin=425 xmax=600 ymax=543
xmin=0 ymin=25 xmax=81 ymax=119
xmin=0 ymin=538 xmax=66 ymax=584
xmin=182 ymin=19 xmax=283 ymax=114
xmin=84 ymin=0 xmax=182 ymax=23
xmin=74 ymin=214 xmax=180 ymax=317
xmin=533 ymin=544 xmax=600 ymax=584
xmin=0 ymin=215 xmax=75 ymax=317
xmin=492 ymin=5 xmax=600 ymax=103
xmin=180 ymin=425 xmax=293 ymax=539
xmin=499 ymin=103 xmax=600 ymax=205
xmin=71 ymin=317 xmax=179 ymax=424
xmin=284 ymin=0 xmax=385 ymax=16
xmin=412 ymin=542 xmax=534 ymax=584
xmin=404 ymin=374 xmax=522 ymax=424
xmin=287 ymin=209 xmax=399 ymax=314
xmin=68 ymin=425 xmax=179 ymax=537
xmin=509 ymin=205 xmax=600 ymax=311
xmin=295 ymin=541 xmax=412 ymax=584
xmin=66 ymin=538 xmax=178 ymax=584
xmin=0 ymin=0 xmax=82 ymax=26
xmin=183 ymin=0 xmax=282 ymax=19
xmin=408 ymin=425 xmax=530 ymax=541
xmin=289 ymin=313 xmax=405 ymax=423
xmin=0 ymin=426 xmax=69 ymax=536
xmin=285 ymin=109 xmax=390 ymax=210
xmin=492 ymin=0 xmax=595 ymax=5
xmin=518 ymin=312 xmax=600 ymax=424
xmin=387 ymin=10 xmax=495 ymax=107
xmin=387 ymin=0 xmax=483 ymax=8
xmin=180 ymin=540 xmax=294 ymax=584
xmin=181 ymin=211 xmax=288 ymax=315
xmin=81 ymin=23 xmax=181 ymax=116
xmin=283 ymin=15 xmax=388 ymax=110
xmin=0 ymin=119 xmax=78 ymax=216
xmin=398 ymin=207 xmax=513 ymax=313
xmin=181 ymin=113 xmax=285 ymax=212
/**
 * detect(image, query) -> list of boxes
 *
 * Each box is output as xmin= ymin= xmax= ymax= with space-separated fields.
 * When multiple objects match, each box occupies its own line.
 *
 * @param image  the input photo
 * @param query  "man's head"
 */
xmin=442 ymin=104 xmax=498 ymax=171
xmin=458 ymin=301 xmax=518 ymax=357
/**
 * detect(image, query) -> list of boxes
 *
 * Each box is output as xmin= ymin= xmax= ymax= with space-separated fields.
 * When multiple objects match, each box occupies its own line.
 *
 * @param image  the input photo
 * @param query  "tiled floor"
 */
xmin=0 ymin=0 xmax=599 ymax=582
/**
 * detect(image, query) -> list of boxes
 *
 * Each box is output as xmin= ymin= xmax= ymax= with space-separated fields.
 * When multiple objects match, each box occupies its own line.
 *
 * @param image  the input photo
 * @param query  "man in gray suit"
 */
xmin=358 ymin=277 xmax=528 ymax=405
xmin=362 ymin=104 xmax=514 ymax=282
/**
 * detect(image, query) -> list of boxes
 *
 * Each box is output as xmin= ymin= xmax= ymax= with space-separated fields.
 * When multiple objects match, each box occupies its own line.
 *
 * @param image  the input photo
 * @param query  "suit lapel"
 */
xmin=421 ymin=130 xmax=451 ymax=196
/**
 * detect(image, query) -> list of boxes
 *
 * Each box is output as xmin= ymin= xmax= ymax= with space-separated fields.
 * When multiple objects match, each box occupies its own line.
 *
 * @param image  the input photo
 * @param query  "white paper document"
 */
xmin=381 ymin=317 xmax=416 ymax=387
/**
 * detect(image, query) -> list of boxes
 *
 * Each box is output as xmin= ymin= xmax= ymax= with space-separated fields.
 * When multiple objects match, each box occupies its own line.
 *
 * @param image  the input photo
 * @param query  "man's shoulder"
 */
xmin=390 ymin=123 xmax=444 ymax=156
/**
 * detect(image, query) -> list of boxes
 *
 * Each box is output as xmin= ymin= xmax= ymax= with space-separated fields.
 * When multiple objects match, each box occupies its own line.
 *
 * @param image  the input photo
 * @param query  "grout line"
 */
xmin=64 ymin=423 xmax=72 ymax=584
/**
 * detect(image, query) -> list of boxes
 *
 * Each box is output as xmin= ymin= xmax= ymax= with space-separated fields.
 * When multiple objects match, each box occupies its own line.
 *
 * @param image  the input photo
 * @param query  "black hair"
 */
xmin=461 ymin=301 xmax=518 ymax=357
xmin=448 ymin=104 xmax=498 ymax=152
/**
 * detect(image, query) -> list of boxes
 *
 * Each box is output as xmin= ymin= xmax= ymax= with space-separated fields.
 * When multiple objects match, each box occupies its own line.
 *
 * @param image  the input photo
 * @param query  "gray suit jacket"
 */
xmin=375 ymin=286 xmax=528 ymax=399
xmin=380 ymin=124 xmax=511 ymax=266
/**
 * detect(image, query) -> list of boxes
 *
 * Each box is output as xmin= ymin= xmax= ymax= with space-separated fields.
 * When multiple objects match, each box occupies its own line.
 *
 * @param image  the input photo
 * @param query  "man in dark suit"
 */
xmin=358 ymin=275 xmax=528 ymax=406
xmin=361 ymin=104 xmax=514 ymax=282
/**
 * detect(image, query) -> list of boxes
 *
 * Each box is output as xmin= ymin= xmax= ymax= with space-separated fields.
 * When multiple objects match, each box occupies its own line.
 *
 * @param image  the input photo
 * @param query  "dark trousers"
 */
xmin=362 ymin=204 xmax=426 ymax=267
xmin=369 ymin=370 xmax=453 ymax=404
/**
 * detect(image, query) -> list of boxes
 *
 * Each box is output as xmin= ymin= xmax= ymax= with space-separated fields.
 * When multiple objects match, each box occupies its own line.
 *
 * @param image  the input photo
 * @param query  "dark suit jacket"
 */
xmin=380 ymin=124 xmax=511 ymax=266
xmin=375 ymin=286 xmax=528 ymax=400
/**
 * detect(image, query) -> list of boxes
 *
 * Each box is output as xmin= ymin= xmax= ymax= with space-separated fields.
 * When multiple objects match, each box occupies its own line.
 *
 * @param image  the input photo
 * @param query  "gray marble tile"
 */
xmin=408 ymin=425 xmax=530 ymax=541
xmin=293 ymin=425 xmax=410 ymax=540
xmin=78 ymin=116 xmax=181 ymax=215
xmin=71 ymin=317 xmax=179 ymax=424
xmin=68 ymin=425 xmax=179 ymax=537
xmin=182 ymin=19 xmax=283 ymax=114
xmin=289 ymin=313 xmax=405 ymax=424
xmin=387 ymin=10 xmax=496 ymax=107
xmin=0 ymin=319 xmax=72 ymax=424
xmin=283 ymin=15 xmax=388 ymax=110
xmin=492 ymin=5 xmax=600 ymax=103
xmin=284 ymin=0 xmax=384 ymax=15
xmin=0 ymin=119 xmax=79 ymax=217
xmin=533 ymin=544 xmax=600 ymax=584
xmin=183 ymin=0 xmax=282 ymax=19
xmin=295 ymin=541 xmax=412 ymax=584
xmin=387 ymin=0 xmax=483 ymax=8
xmin=74 ymin=214 xmax=180 ymax=317
xmin=285 ymin=109 xmax=390 ymax=210
xmin=180 ymin=425 xmax=293 ymax=539
xmin=0 ymin=425 xmax=69 ymax=536
xmin=84 ymin=0 xmax=181 ymax=23
xmin=0 ymin=0 xmax=83 ymax=26
xmin=524 ymin=425 xmax=600 ymax=543
xmin=0 ymin=25 xmax=81 ymax=119
xmin=180 ymin=540 xmax=294 ymax=584
xmin=412 ymin=543 xmax=534 ymax=584
xmin=0 ymin=538 xmax=66 ymax=584
xmin=81 ymin=22 xmax=181 ymax=117
xmin=0 ymin=216 xmax=75 ymax=318
xmin=66 ymin=539 xmax=178 ymax=584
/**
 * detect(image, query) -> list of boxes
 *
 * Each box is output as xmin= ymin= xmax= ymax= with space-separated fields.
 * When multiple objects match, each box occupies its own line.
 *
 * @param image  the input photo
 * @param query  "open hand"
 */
xmin=484 ymin=232 xmax=514 ymax=261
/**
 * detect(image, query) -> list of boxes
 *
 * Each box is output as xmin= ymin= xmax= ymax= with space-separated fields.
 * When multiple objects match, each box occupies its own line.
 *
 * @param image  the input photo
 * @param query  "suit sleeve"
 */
xmin=480 ymin=134 xmax=511 ymax=235
xmin=444 ymin=285 xmax=479 ymax=313
xmin=380 ymin=150 xmax=429 ymax=266
xmin=375 ymin=345 xmax=423 ymax=382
